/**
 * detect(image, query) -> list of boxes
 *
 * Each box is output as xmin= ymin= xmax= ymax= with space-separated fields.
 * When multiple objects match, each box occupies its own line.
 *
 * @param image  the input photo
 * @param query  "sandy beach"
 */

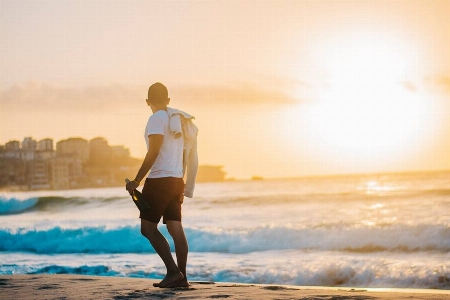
xmin=1 ymin=275 xmax=449 ymax=300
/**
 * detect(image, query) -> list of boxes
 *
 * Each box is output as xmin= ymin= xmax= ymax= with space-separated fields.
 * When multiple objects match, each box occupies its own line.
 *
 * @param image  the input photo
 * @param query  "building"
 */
xmin=0 ymin=157 xmax=26 ymax=187
xmin=56 ymin=137 xmax=89 ymax=162
xmin=89 ymin=137 xmax=112 ymax=165
xmin=2 ymin=141 xmax=21 ymax=159
xmin=112 ymin=145 xmax=130 ymax=159
xmin=21 ymin=138 xmax=36 ymax=161
xmin=5 ymin=140 xmax=20 ymax=151
xmin=36 ymin=139 xmax=55 ymax=161
xmin=27 ymin=158 xmax=50 ymax=190
xmin=50 ymin=157 xmax=70 ymax=190
xmin=37 ymin=138 xmax=53 ymax=151
xmin=22 ymin=137 xmax=37 ymax=151
xmin=34 ymin=151 xmax=54 ymax=161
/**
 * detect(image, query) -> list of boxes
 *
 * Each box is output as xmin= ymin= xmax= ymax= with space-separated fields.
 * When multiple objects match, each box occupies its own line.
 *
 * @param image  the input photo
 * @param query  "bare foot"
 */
xmin=157 ymin=272 xmax=184 ymax=288
xmin=165 ymin=278 xmax=189 ymax=288
xmin=153 ymin=279 xmax=190 ymax=288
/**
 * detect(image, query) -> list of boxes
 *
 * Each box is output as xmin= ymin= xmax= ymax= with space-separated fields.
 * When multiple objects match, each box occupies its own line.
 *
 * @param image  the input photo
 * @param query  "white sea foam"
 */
xmin=1 ymin=251 xmax=449 ymax=289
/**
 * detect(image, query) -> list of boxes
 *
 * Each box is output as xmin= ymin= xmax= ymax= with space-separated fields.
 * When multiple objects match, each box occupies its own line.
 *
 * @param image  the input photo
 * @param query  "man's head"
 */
xmin=146 ymin=82 xmax=170 ymax=108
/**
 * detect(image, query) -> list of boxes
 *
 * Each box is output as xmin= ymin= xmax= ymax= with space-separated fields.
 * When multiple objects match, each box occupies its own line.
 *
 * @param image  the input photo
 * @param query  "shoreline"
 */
xmin=1 ymin=275 xmax=449 ymax=300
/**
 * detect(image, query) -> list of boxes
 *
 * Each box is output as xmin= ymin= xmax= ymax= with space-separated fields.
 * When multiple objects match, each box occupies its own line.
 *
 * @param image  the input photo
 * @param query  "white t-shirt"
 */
xmin=144 ymin=110 xmax=184 ymax=178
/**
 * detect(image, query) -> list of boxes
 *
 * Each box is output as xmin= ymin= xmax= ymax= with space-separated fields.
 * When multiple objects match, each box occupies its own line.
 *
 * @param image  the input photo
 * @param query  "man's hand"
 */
xmin=126 ymin=180 xmax=139 ymax=194
xmin=126 ymin=134 xmax=163 ymax=194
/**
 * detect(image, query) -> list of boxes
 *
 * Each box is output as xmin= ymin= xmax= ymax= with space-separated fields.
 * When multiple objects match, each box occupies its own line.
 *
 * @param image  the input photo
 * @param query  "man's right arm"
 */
xmin=126 ymin=134 xmax=163 ymax=192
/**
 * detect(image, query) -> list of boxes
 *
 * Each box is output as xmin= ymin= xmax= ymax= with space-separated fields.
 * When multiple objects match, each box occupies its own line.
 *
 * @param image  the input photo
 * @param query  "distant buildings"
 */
xmin=0 ymin=136 xmax=227 ymax=191
xmin=0 ymin=136 xmax=140 ymax=190
xmin=37 ymin=138 xmax=53 ymax=151
xmin=57 ymin=138 xmax=89 ymax=162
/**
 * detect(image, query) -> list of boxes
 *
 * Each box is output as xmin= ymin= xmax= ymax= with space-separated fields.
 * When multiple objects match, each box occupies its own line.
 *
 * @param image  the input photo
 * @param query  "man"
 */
xmin=126 ymin=82 xmax=188 ymax=288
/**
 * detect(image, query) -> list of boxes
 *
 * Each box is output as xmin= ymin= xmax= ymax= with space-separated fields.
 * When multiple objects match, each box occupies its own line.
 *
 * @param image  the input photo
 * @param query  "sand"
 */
xmin=0 ymin=275 xmax=449 ymax=300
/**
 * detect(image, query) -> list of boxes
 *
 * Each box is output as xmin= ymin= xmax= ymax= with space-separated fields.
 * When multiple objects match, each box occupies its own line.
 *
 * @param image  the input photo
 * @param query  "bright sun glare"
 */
xmin=300 ymin=30 xmax=433 ymax=163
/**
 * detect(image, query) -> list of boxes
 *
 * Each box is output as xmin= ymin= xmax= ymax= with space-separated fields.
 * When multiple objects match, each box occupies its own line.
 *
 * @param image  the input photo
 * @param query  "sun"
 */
xmin=307 ymin=86 xmax=429 ymax=158
xmin=296 ymin=30 xmax=433 ymax=166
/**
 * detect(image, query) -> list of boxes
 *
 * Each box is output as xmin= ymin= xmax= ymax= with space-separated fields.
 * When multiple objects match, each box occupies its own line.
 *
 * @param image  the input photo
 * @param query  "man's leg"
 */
xmin=166 ymin=220 xmax=189 ymax=282
xmin=140 ymin=219 xmax=183 ymax=287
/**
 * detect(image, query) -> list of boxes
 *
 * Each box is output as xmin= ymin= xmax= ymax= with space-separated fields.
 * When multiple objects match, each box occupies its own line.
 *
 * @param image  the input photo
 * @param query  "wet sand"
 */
xmin=1 ymin=275 xmax=449 ymax=300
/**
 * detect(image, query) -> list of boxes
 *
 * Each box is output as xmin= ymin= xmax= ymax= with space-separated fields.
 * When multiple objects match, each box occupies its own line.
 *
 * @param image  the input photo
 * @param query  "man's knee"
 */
xmin=166 ymin=221 xmax=181 ymax=234
xmin=141 ymin=220 xmax=158 ymax=238
xmin=166 ymin=221 xmax=187 ymax=242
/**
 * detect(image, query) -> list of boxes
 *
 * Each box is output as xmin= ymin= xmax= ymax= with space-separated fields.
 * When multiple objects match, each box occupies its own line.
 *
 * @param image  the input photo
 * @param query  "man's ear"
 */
xmin=146 ymin=99 xmax=151 ymax=106
xmin=167 ymin=97 xmax=171 ymax=105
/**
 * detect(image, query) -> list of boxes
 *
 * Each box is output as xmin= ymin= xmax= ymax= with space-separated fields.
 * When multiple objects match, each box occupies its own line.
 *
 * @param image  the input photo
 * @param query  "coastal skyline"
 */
xmin=0 ymin=135 xmax=227 ymax=190
xmin=1 ymin=0 xmax=450 ymax=179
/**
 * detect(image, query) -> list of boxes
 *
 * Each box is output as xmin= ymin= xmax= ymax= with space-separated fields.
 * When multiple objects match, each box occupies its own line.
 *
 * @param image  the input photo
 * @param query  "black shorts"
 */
xmin=139 ymin=177 xmax=184 ymax=224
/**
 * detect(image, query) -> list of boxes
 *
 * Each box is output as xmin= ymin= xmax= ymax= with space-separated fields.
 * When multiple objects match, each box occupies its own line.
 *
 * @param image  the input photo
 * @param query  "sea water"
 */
xmin=1 ymin=171 xmax=449 ymax=289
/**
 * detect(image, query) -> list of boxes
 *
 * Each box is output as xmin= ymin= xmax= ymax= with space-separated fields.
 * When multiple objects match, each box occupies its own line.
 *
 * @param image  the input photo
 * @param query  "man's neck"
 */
xmin=151 ymin=106 xmax=167 ymax=114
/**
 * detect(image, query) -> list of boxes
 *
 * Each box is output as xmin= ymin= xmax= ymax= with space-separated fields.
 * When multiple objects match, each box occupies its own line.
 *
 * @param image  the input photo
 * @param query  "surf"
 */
xmin=1 ymin=223 xmax=449 ymax=254
xmin=0 ymin=195 xmax=126 ymax=215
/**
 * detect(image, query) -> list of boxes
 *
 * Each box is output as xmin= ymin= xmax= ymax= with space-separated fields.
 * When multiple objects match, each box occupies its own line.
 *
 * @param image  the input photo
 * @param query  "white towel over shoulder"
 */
xmin=166 ymin=107 xmax=199 ymax=198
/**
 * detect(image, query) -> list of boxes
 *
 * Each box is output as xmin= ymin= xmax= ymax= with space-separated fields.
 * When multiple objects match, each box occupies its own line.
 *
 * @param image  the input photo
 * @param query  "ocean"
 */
xmin=1 ymin=171 xmax=449 ymax=289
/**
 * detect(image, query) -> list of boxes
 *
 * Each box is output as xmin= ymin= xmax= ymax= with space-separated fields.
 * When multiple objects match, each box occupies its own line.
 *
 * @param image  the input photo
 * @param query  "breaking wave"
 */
xmin=1 ymin=223 xmax=448 ymax=254
xmin=0 ymin=195 xmax=124 ymax=215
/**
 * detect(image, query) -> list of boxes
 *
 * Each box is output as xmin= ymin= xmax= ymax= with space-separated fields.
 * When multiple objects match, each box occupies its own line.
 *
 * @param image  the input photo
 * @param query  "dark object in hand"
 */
xmin=125 ymin=178 xmax=150 ymax=211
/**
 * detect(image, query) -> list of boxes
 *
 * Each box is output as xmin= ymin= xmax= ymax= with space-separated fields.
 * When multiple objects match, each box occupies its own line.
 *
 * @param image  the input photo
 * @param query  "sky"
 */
xmin=1 ymin=0 xmax=449 ymax=179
